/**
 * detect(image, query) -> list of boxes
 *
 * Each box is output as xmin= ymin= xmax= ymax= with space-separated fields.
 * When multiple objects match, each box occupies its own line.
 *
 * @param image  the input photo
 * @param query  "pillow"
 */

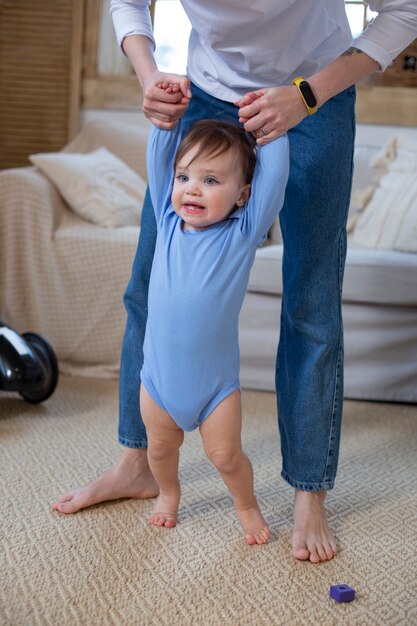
xmin=349 ymin=136 xmax=417 ymax=253
xmin=29 ymin=148 xmax=147 ymax=227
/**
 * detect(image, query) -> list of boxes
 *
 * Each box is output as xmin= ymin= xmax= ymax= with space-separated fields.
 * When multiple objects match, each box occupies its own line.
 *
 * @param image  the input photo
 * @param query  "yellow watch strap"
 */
xmin=292 ymin=76 xmax=318 ymax=115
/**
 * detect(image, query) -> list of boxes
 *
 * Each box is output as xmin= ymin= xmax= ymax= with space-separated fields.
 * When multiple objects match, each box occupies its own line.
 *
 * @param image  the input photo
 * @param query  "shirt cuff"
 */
xmin=119 ymin=30 xmax=155 ymax=56
xmin=352 ymin=36 xmax=393 ymax=71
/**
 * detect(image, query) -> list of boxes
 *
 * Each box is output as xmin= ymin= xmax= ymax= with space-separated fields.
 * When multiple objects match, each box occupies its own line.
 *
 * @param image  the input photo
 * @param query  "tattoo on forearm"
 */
xmin=342 ymin=47 xmax=364 ymax=58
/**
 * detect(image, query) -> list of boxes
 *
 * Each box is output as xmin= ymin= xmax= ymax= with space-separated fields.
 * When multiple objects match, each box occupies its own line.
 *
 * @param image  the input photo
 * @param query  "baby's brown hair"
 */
xmin=174 ymin=120 xmax=257 ymax=185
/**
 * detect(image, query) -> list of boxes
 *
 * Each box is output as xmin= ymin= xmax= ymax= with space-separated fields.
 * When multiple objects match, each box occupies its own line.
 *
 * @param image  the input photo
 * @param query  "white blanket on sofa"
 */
xmin=350 ymin=136 xmax=417 ymax=253
xmin=0 ymin=121 xmax=149 ymax=378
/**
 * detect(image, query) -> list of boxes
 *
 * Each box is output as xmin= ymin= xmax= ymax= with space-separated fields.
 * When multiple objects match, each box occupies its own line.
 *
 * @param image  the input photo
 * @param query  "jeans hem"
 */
xmin=281 ymin=470 xmax=335 ymax=492
xmin=118 ymin=436 xmax=148 ymax=449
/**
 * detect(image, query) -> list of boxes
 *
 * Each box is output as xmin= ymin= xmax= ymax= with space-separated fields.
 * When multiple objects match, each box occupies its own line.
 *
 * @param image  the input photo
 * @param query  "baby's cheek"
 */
xmin=171 ymin=188 xmax=180 ymax=210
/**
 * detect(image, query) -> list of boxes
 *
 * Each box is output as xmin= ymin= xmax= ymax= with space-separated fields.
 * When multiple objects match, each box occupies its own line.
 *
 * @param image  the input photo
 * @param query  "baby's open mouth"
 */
xmin=183 ymin=203 xmax=205 ymax=213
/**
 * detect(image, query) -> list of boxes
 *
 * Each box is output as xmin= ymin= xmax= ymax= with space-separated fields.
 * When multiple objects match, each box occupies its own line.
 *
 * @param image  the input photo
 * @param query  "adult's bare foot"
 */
xmin=292 ymin=490 xmax=338 ymax=563
xmin=52 ymin=448 xmax=159 ymax=514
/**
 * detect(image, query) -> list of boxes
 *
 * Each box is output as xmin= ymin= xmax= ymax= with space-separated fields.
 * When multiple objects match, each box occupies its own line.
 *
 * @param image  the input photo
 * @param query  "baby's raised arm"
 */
xmin=146 ymin=89 xmax=183 ymax=225
xmin=241 ymin=135 xmax=290 ymax=244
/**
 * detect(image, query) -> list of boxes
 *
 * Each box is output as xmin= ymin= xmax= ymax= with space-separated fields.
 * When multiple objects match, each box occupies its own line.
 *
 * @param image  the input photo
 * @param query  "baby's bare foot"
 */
xmin=149 ymin=491 xmax=180 ymax=528
xmin=292 ymin=490 xmax=338 ymax=563
xmin=236 ymin=502 xmax=270 ymax=545
xmin=52 ymin=449 xmax=158 ymax=514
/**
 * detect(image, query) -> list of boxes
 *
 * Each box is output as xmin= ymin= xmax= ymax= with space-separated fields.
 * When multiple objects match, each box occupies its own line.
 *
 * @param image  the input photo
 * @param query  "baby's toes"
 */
xmin=149 ymin=513 xmax=163 ymax=526
xmin=255 ymin=528 xmax=270 ymax=545
xmin=245 ymin=533 xmax=257 ymax=545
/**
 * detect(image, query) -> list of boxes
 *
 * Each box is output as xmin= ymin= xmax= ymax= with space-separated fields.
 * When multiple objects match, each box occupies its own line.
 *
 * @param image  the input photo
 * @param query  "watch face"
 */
xmin=299 ymin=81 xmax=317 ymax=108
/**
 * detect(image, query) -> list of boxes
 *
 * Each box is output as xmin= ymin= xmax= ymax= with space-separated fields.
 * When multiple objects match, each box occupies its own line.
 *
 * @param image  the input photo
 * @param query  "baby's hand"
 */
xmin=157 ymin=81 xmax=181 ymax=95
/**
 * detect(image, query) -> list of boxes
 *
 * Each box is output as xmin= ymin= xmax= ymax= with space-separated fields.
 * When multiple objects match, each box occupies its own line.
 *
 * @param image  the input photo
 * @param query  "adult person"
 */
xmin=53 ymin=0 xmax=417 ymax=563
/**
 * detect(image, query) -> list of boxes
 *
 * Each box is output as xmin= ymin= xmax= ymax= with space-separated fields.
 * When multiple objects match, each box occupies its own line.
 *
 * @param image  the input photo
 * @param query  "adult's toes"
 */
xmin=292 ymin=536 xmax=310 ymax=560
xmin=293 ymin=545 xmax=310 ymax=560
xmin=308 ymin=546 xmax=321 ymax=563
xmin=52 ymin=494 xmax=72 ymax=509
xmin=316 ymin=543 xmax=328 ymax=561
xmin=323 ymin=542 xmax=335 ymax=560
xmin=54 ymin=499 xmax=80 ymax=514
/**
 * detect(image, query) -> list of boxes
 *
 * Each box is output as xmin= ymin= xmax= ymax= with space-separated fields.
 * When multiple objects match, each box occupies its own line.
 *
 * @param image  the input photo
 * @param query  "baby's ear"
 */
xmin=237 ymin=183 xmax=251 ymax=207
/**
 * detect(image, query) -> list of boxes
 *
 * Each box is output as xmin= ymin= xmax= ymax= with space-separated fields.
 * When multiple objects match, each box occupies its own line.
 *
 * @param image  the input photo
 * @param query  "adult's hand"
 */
xmin=235 ymin=86 xmax=308 ymax=145
xmin=142 ymin=71 xmax=192 ymax=129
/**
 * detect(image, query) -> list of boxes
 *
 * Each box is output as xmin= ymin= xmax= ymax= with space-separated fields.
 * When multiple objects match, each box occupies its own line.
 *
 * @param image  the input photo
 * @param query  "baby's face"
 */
xmin=172 ymin=144 xmax=250 ymax=231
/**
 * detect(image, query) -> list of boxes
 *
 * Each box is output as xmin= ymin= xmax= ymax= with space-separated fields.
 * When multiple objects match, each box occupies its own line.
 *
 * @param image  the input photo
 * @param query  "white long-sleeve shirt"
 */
xmin=110 ymin=0 xmax=417 ymax=102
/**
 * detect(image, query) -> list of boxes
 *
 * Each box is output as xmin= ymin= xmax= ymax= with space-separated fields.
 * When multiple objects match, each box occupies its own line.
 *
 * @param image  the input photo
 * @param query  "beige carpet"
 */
xmin=1 ymin=377 xmax=417 ymax=626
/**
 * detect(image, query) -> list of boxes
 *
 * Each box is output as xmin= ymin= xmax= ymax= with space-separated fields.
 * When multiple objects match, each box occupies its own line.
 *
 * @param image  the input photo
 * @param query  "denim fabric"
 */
xmin=277 ymin=86 xmax=356 ymax=490
xmin=118 ymin=82 xmax=356 ymax=492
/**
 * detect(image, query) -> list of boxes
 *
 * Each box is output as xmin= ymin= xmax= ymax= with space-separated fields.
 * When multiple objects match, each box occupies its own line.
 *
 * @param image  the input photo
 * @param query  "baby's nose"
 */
xmin=187 ymin=183 xmax=201 ymax=195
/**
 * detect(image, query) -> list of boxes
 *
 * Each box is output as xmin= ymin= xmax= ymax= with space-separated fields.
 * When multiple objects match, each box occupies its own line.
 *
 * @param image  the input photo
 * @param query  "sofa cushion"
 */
xmin=248 ymin=244 xmax=417 ymax=306
xmin=30 ymin=148 xmax=147 ymax=228
xmin=64 ymin=119 xmax=151 ymax=179
xmin=268 ymin=143 xmax=380 ymax=246
xmin=248 ymin=245 xmax=283 ymax=296
xmin=350 ymin=136 xmax=417 ymax=253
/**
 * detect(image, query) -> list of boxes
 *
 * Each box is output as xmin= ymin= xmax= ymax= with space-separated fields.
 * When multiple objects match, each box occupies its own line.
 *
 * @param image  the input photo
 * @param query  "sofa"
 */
xmin=1 ymin=117 xmax=416 ymax=402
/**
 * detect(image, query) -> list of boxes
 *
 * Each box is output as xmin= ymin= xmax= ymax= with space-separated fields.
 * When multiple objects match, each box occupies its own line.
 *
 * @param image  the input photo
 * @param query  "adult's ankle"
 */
xmin=120 ymin=446 xmax=149 ymax=468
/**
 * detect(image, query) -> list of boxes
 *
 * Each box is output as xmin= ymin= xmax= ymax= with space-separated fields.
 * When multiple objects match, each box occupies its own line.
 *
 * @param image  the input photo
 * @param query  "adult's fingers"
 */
xmin=142 ymin=98 xmax=188 ymax=119
xmin=250 ymin=125 xmax=280 ymax=146
xmin=235 ymin=90 xmax=264 ymax=108
xmin=242 ymin=110 xmax=265 ymax=134
xmin=237 ymin=102 xmax=264 ymax=129
xmin=176 ymin=75 xmax=192 ymax=99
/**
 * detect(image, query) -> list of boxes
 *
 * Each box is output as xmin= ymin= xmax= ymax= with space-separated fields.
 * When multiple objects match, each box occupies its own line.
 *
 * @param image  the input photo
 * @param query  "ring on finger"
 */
xmin=260 ymin=127 xmax=269 ymax=136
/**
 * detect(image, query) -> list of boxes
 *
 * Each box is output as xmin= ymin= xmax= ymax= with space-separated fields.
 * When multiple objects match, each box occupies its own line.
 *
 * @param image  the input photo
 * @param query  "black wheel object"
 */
xmin=19 ymin=333 xmax=59 ymax=403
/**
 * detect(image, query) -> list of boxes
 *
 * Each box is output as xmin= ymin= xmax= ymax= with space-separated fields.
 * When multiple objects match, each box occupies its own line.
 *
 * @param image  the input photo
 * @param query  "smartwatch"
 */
xmin=292 ymin=77 xmax=317 ymax=115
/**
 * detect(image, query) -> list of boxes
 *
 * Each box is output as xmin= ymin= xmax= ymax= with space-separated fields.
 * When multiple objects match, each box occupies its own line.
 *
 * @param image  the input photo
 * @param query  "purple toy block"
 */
xmin=330 ymin=585 xmax=355 ymax=603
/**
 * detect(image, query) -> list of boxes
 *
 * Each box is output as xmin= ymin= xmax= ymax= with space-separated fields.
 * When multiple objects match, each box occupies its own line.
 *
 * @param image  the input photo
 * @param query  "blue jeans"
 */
xmin=119 ymin=82 xmax=356 ymax=491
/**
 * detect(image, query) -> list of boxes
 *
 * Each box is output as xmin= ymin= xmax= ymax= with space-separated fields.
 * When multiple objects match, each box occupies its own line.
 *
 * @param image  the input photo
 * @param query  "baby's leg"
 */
xmin=199 ymin=390 xmax=269 ymax=545
xmin=140 ymin=386 xmax=184 ymax=527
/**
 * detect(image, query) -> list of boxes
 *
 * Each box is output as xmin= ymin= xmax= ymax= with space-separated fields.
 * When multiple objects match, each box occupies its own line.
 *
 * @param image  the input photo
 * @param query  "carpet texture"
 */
xmin=1 ymin=377 xmax=417 ymax=626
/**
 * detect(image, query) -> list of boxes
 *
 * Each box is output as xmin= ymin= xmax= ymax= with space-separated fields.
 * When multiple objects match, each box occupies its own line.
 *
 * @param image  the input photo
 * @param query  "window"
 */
xmin=344 ymin=1 xmax=378 ymax=38
xmin=154 ymin=0 xmax=190 ymax=74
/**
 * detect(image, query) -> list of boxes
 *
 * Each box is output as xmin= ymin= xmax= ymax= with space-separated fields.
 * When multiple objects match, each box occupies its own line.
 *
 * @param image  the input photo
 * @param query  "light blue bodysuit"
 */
xmin=141 ymin=123 xmax=289 ymax=431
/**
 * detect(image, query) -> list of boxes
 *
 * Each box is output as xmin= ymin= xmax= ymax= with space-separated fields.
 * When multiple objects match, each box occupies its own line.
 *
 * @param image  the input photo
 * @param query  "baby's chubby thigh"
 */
xmin=140 ymin=385 xmax=184 ymax=454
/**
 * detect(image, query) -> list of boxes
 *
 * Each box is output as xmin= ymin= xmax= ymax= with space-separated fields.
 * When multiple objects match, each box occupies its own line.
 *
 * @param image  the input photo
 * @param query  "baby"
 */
xmin=141 ymin=83 xmax=289 ymax=545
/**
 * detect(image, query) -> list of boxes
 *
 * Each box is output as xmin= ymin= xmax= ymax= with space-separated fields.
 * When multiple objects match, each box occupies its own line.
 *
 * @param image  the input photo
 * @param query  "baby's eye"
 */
xmin=176 ymin=174 xmax=188 ymax=183
xmin=205 ymin=177 xmax=218 ymax=185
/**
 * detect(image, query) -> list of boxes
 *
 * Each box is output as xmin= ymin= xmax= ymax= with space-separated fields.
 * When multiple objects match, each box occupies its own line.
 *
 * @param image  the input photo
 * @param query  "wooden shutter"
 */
xmin=0 ymin=0 xmax=84 ymax=169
